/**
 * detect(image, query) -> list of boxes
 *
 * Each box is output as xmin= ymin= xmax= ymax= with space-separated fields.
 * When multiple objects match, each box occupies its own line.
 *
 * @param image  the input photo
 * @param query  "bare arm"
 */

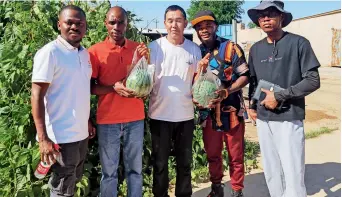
xmin=90 ymin=78 xmax=115 ymax=95
xmin=91 ymin=78 xmax=135 ymax=97
xmin=31 ymin=82 xmax=59 ymax=165
xmin=228 ymin=74 xmax=249 ymax=94
xmin=31 ymin=82 xmax=49 ymax=141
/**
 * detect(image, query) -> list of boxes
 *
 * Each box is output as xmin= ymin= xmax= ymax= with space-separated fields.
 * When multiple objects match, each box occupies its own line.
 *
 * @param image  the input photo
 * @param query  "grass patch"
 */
xmin=244 ymin=140 xmax=260 ymax=173
xmin=305 ymin=127 xmax=338 ymax=139
xmin=191 ymin=166 xmax=210 ymax=184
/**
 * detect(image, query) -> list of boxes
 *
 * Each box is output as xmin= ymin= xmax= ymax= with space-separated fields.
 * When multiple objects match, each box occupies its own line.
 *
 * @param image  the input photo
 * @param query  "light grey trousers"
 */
xmin=256 ymin=119 xmax=307 ymax=197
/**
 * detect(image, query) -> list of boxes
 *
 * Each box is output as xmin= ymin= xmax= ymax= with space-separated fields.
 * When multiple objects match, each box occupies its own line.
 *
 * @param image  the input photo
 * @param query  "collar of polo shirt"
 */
xmin=57 ymin=35 xmax=84 ymax=51
xmin=104 ymin=37 xmax=129 ymax=49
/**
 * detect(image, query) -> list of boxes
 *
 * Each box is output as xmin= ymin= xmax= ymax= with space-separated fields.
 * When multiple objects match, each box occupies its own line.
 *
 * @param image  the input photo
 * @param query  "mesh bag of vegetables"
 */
xmin=192 ymin=68 xmax=222 ymax=107
xmin=126 ymin=49 xmax=155 ymax=98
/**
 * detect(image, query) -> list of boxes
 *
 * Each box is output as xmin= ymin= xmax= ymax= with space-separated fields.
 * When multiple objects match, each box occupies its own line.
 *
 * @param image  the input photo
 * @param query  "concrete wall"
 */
xmin=236 ymin=10 xmax=341 ymax=67
xmin=193 ymin=31 xmax=201 ymax=45
xmin=236 ymin=24 xmax=267 ymax=61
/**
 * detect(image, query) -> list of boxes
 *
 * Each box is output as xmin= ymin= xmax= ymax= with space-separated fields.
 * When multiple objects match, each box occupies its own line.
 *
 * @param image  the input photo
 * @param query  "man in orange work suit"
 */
xmin=88 ymin=6 xmax=148 ymax=197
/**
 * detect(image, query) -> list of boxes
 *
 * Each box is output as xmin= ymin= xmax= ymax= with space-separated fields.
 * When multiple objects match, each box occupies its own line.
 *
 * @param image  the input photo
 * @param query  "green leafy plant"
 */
xmin=247 ymin=21 xmax=257 ymax=29
xmin=305 ymin=127 xmax=338 ymax=139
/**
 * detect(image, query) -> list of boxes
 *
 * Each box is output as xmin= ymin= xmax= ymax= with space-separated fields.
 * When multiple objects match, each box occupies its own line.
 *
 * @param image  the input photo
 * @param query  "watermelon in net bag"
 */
xmin=192 ymin=68 xmax=221 ymax=107
xmin=126 ymin=49 xmax=155 ymax=98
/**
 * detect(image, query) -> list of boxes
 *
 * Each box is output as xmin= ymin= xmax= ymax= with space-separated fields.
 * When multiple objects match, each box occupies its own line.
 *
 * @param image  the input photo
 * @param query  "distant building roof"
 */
xmin=141 ymin=28 xmax=195 ymax=35
xmin=293 ymin=9 xmax=341 ymax=22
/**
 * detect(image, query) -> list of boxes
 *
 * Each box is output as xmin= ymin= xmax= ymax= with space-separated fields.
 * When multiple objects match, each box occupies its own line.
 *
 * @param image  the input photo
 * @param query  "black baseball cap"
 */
xmin=191 ymin=10 xmax=218 ymax=27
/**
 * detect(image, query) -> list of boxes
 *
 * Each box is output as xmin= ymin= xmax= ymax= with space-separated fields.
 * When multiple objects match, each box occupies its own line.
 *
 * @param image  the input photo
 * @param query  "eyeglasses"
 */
xmin=257 ymin=10 xmax=281 ymax=20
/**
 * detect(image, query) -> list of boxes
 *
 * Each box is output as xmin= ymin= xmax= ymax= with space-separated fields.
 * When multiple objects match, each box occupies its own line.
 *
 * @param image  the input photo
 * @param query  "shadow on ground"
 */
xmin=192 ymin=162 xmax=341 ymax=197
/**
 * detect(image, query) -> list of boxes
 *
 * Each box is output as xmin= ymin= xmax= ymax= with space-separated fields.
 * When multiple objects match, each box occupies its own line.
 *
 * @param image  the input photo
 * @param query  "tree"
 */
xmin=248 ymin=21 xmax=257 ymax=29
xmin=187 ymin=0 xmax=244 ymax=25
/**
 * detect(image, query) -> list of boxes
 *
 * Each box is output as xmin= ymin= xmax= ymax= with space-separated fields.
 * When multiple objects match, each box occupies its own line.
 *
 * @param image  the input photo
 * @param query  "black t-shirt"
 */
xmin=248 ymin=32 xmax=320 ymax=121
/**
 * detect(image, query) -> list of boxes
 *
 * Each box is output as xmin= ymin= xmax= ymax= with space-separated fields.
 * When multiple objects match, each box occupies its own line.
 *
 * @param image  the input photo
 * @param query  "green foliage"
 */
xmin=305 ymin=127 xmax=337 ymax=139
xmin=0 ymin=1 xmax=148 ymax=196
xmin=187 ymin=0 xmax=244 ymax=24
xmin=247 ymin=21 xmax=257 ymax=29
xmin=0 ymin=1 xmax=61 ymax=196
xmin=0 ymin=1 xmax=260 ymax=197
xmin=192 ymin=125 xmax=208 ymax=170
xmin=244 ymin=140 xmax=260 ymax=173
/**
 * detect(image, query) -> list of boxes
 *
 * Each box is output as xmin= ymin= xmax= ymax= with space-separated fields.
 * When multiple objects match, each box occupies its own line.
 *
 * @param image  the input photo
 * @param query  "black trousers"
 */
xmin=49 ymin=138 xmax=88 ymax=197
xmin=150 ymin=119 xmax=194 ymax=197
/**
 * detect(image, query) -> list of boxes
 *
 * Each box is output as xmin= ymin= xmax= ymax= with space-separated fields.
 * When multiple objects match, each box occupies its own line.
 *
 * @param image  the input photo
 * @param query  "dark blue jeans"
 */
xmin=98 ymin=120 xmax=144 ymax=197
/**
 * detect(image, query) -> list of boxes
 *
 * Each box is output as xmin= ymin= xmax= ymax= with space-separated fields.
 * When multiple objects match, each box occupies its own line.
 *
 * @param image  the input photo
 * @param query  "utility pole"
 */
xmin=232 ymin=19 xmax=237 ymax=43
xmin=155 ymin=19 xmax=159 ymax=28
xmin=144 ymin=18 xmax=158 ymax=30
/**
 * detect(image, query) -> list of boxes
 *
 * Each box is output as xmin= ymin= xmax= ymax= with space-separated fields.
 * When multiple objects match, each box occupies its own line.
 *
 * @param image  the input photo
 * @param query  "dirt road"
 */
xmin=191 ymin=129 xmax=341 ymax=197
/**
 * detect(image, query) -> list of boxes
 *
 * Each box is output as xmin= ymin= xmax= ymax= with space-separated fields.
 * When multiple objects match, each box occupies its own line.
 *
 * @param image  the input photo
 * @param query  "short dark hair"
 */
xmin=107 ymin=6 xmax=128 ymax=22
xmin=59 ymin=5 xmax=86 ymax=18
xmin=164 ymin=5 xmax=186 ymax=20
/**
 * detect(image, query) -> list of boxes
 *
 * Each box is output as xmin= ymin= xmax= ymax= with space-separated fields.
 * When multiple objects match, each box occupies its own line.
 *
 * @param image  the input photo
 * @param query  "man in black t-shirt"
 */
xmin=247 ymin=1 xmax=320 ymax=197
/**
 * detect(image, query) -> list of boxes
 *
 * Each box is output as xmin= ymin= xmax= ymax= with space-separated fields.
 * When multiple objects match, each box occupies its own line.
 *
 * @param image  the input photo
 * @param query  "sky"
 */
xmin=110 ymin=1 xmax=341 ymax=29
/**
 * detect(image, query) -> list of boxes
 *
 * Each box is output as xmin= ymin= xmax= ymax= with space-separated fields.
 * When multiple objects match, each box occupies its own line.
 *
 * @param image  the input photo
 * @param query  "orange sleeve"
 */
xmin=88 ymin=46 xmax=99 ymax=79
xmin=224 ymin=42 xmax=234 ymax=63
xmin=224 ymin=42 xmax=248 ymax=77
